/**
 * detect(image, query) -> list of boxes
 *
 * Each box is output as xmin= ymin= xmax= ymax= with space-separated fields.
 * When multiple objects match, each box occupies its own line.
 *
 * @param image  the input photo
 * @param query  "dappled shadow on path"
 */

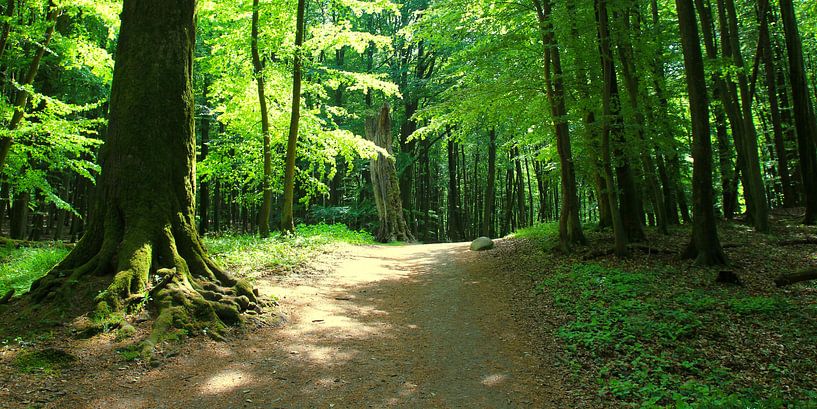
xmin=52 ymin=242 xmax=568 ymax=408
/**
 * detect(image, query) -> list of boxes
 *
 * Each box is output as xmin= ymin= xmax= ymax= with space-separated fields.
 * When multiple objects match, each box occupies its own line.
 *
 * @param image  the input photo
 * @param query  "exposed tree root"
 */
xmin=583 ymin=244 xmax=678 ymax=260
xmin=26 ymin=213 xmax=266 ymax=354
xmin=779 ymin=237 xmax=817 ymax=246
xmin=775 ymin=268 xmax=817 ymax=287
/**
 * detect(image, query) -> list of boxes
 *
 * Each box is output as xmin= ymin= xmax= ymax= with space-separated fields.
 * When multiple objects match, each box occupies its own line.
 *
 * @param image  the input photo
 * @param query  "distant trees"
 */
xmin=2 ymin=0 xmax=817 ymax=258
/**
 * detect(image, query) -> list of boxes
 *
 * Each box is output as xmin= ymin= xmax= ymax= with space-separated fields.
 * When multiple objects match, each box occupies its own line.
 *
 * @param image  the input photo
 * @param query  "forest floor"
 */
xmin=2 ymin=213 xmax=817 ymax=408
xmin=0 ymin=241 xmax=586 ymax=408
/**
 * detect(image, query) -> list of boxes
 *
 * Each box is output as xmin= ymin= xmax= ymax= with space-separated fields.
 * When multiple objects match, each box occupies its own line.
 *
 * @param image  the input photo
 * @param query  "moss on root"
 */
xmin=10 ymin=217 xmax=267 ymax=357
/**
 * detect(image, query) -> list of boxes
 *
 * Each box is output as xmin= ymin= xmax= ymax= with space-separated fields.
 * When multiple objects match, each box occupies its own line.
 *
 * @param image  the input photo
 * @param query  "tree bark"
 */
xmin=482 ymin=130 xmax=497 ymax=237
xmin=721 ymin=0 xmax=770 ymax=232
xmin=281 ymin=0 xmax=307 ymax=233
xmin=251 ymin=0 xmax=273 ymax=238
xmin=447 ymin=139 xmax=464 ymax=241
xmin=676 ymin=0 xmax=727 ymax=265
xmin=198 ymin=83 xmax=211 ymax=235
xmin=533 ymin=0 xmax=586 ymax=251
xmin=596 ymin=0 xmax=630 ymax=256
xmin=366 ymin=104 xmax=414 ymax=243
xmin=758 ymin=0 xmax=795 ymax=207
xmin=779 ymin=0 xmax=817 ymax=224
xmin=27 ymin=0 xmax=262 ymax=345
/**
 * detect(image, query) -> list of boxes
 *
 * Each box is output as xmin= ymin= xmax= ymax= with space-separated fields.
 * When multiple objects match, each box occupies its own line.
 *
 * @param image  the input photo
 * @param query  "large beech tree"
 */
xmin=28 ymin=0 xmax=261 ymax=341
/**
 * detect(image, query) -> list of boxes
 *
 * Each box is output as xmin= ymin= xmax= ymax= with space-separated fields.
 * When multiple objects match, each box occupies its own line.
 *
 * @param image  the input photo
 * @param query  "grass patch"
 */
xmin=509 ymin=222 xmax=560 ymax=241
xmin=205 ymin=223 xmax=375 ymax=276
xmin=0 ymin=244 xmax=69 ymax=298
xmin=539 ymin=262 xmax=817 ymax=407
xmin=14 ymin=348 xmax=76 ymax=374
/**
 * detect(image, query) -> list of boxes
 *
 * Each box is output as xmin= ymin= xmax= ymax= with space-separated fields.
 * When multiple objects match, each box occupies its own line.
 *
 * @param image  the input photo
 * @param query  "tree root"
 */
xmin=779 ymin=237 xmax=817 ymax=246
xmin=775 ymin=268 xmax=817 ymax=287
xmin=583 ymin=244 xmax=678 ymax=259
xmin=25 ymin=217 xmax=266 ymax=353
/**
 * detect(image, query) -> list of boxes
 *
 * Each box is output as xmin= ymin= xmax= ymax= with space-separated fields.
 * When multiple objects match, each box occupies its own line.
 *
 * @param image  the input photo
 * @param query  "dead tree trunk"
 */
xmin=366 ymin=104 xmax=415 ymax=243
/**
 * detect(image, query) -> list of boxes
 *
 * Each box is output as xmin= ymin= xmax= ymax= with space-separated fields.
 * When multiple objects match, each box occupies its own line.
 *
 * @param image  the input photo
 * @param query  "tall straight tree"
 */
xmin=481 ymin=129 xmax=497 ymax=237
xmin=596 ymin=0 xmax=629 ymax=257
xmin=779 ymin=0 xmax=817 ymax=225
xmin=252 ymin=0 xmax=273 ymax=238
xmin=532 ymin=0 xmax=586 ymax=251
xmin=27 ymin=0 xmax=261 ymax=341
xmin=676 ymin=0 xmax=726 ymax=265
xmin=719 ymin=0 xmax=769 ymax=232
xmin=281 ymin=0 xmax=307 ymax=233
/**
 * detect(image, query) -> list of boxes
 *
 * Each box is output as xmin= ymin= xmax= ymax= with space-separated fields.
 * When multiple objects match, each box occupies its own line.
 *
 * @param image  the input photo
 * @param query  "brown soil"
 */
xmin=0 ymin=241 xmax=583 ymax=408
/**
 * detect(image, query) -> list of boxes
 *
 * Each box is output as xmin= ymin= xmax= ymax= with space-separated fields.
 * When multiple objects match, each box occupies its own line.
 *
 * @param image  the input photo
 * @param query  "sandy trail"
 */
xmin=6 ymin=242 xmax=570 ymax=408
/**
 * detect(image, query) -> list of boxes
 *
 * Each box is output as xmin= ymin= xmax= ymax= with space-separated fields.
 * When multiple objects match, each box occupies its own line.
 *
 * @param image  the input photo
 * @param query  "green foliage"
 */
xmin=540 ymin=262 xmax=817 ymax=407
xmin=205 ymin=223 xmax=374 ymax=276
xmin=509 ymin=222 xmax=560 ymax=241
xmin=0 ymin=245 xmax=70 ymax=298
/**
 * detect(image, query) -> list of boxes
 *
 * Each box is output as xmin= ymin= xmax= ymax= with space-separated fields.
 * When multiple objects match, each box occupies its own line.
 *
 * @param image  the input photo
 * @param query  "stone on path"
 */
xmin=470 ymin=237 xmax=495 ymax=251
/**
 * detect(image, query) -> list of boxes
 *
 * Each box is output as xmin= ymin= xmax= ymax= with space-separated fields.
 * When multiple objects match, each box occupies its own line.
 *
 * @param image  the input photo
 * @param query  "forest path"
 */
xmin=40 ymin=242 xmax=570 ymax=408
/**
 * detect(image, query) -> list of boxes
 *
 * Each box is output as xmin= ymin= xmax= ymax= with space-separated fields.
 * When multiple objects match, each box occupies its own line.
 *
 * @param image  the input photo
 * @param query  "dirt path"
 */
xmin=3 ymin=242 xmax=572 ymax=408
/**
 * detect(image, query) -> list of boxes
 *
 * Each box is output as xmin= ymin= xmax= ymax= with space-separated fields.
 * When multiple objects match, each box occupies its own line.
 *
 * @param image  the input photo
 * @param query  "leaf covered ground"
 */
xmin=502 ymin=211 xmax=817 ymax=407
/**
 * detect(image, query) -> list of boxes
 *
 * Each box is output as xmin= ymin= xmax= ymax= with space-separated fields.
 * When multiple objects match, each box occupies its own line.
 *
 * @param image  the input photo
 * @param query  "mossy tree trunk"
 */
xmin=366 ymin=104 xmax=414 ymax=243
xmin=28 ymin=0 xmax=261 ymax=343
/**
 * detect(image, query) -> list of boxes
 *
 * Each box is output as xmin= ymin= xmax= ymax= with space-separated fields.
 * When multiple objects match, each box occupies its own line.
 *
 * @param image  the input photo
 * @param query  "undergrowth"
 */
xmin=538 ymin=263 xmax=817 ymax=407
xmin=0 ymin=245 xmax=69 ymax=299
xmin=204 ymin=223 xmax=375 ymax=276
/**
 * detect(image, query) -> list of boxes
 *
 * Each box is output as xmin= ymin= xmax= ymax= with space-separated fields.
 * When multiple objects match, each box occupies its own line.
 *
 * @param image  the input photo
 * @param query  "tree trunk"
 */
xmin=596 ymin=0 xmax=630 ymax=256
xmin=779 ymin=0 xmax=817 ymax=224
xmin=482 ymin=130 xmax=496 ymax=237
xmin=533 ymin=0 xmax=586 ymax=251
xmin=676 ymin=0 xmax=727 ymax=265
xmin=26 ymin=0 xmax=262 ymax=346
xmin=251 ymin=0 xmax=273 ymax=238
xmin=281 ymin=0 xmax=306 ymax=233
xmin=759 ymin=0 xmax=795 ymax=207
xmin=198 ymin=83 xmax=211 ymax=235
xmin=366 ymin=104 xmax=414 ymax=243
xmin=721 ymin=0 xmax=770 ymax=232
xmin=615 ymin=6 xmax=668 ymax=235
xmin=513 ymin=147 xmax=527 ymax=228
xmin=447 ymin=139 xmax=464 ymax=241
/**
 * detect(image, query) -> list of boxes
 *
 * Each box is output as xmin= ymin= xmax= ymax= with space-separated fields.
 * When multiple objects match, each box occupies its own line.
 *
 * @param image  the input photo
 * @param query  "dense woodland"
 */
xmin=0 ymin=0 xmax=816 ymax=406
xmin=0 ymin=0 xmax=816 ymax=259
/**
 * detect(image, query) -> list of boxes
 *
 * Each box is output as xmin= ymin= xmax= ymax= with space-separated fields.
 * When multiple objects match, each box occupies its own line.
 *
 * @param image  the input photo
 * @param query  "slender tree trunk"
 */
xmin=251 ymin=0 xmax=273 ymax=238
xmin=615 ymin=5 xmax=668 ymax=235
xmin=758 ymin=0 xmax=794 ymax=207
xmin=281 ymin=0 xmax=307 ymax=233
xmin=533 ymin=0 xmax=586 ymax=251
xmin=722 ymin=0 xmax=770 ymax=232
xmin=447 ymin=139 xmax=464 ymax=241
xmin=198 ymin=83 xmax=211 ymax=235
xmin=482 ymin=129 xmax=496 ymax=237
xmin=676 ymin=0 xmax=727 ymax=265
xmin=779 ymin=0 xmax=817 ymax=224
xmin=513 ymin=147 xmax=527 ymax=228
xmin=597 ymin=0 xmax=630 ymax=256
